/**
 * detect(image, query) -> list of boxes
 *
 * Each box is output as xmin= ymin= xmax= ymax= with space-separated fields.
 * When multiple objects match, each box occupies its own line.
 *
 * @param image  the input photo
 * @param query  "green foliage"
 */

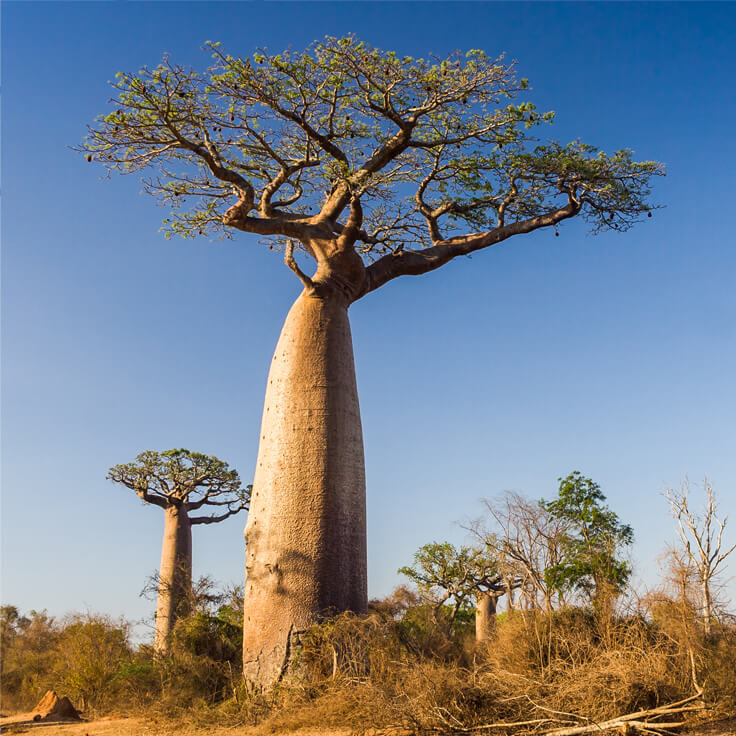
xmin=107 ymin=448 xmax=250 ymax=518
xmin=399 ymin=542 xmax=500 ymax=622
xmin=152 ymin=581 xmax=245 ymax=707
xmin=81 ymin=35 xmax=663 ymax=250
xmin=542 ymin=472 xmax=633 ymax=609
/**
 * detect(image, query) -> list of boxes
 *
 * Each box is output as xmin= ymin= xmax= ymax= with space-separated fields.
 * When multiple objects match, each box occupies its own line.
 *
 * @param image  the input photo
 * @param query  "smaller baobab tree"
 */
xmin=665 ymin=478 xmax=735 ymax=638
xmin=399 ymin=542 xmax=517 ymax=643
xmin=108 ymin=449 xmax=250 ymax=654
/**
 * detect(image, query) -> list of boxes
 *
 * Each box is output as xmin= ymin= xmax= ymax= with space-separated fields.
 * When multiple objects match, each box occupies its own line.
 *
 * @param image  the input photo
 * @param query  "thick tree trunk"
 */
xmin=154 ymin=505 xmax=192 ymax=655
xmin=475 ymin=593 xmax=498 ymax=643
xmin=243 ymin=289 xmax=367 ymax=686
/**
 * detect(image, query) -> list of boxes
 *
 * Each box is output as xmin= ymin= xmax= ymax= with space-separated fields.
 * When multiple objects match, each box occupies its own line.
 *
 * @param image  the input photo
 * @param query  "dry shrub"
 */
xmin=256 ymin=600 xmax=730 ymax=733
xmin=0 ymin=608 xmax=59 ymax=712
xmin=481 ymin=608 xmax=692 ymax=721
xmin=5 ymin=590 xmax=734 ymax=731
xmin=0 ymin=609 xmax=135 ymax=715
xmin=259 ymin=611 xmax=494 ymax=732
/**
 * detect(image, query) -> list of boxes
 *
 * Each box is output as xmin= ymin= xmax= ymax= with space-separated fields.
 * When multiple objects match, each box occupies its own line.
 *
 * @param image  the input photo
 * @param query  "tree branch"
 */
xmin=190 ymin=505 xmax=246 ymax=525
xmin=284 ymin=241 xmax=316 ymax=290
xmin=362 ymin=198 xmax=581 ymax=295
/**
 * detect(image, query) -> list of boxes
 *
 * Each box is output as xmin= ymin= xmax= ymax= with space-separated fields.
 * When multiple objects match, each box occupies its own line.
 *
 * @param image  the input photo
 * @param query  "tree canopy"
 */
xmin=107 ymin=448 xmax=250 ymax=524
xmin=82 ymin=36 xmax=663 ymax=298
xmin=541 ymin=472 xmax=633 ymax=607
xmin=399 ymin=542 xmax=508 ymax=623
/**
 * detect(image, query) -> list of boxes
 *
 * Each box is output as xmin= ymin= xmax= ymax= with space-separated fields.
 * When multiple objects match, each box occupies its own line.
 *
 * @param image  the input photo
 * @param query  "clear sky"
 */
xmin=2 ymin=2 xmax=735 ymax=634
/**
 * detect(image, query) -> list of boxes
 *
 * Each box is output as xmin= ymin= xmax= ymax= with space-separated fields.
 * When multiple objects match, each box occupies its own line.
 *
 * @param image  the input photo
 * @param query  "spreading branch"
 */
xmin=108 ymin=449 xmax=250 ymax=519
xmin=80 ymin=36 xmax=664 ymax=296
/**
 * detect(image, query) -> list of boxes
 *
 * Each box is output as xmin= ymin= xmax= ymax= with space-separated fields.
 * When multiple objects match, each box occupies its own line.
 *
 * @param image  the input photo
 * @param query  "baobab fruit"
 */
xmin=86 ymin=154 xmax=93 ymax=162
xmin=555 ymin=230 xmax=559 ymax=237
xmin=229 ymin=112 xmax=234 ymax=122
xmin=648 ymin=211 xmax=652 ymax=217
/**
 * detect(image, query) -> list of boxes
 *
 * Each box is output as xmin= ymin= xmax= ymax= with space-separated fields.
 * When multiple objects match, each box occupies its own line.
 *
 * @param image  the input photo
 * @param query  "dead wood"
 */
xmin=417 ymin=689 xmax=707 ymax=736
xmin=539 ymin=689 xmax=706 ymax=735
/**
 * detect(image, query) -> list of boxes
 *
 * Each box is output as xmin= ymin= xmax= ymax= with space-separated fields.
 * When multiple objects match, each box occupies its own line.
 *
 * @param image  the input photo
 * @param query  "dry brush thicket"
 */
xmin=3 ymin=486 xmax=735 ymax=734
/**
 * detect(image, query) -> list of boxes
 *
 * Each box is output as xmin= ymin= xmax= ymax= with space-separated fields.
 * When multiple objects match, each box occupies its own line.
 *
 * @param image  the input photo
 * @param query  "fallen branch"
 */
xmin=434 ymin=717 xmax=563 ymax=733
xmin=540 ymin=689 xmax=706 ymax=735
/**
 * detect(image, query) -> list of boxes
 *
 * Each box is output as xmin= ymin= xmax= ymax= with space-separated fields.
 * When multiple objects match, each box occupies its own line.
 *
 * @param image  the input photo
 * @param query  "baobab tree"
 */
xmin=399 ymin=542 xmax=516 ymax=642
xmin=82 ymin=36 xmax=663 ymax=684
xmin=108 ymin=449 xmax=249 ymax=654
xmin=665 ymin=479 xmax=735 ymax=637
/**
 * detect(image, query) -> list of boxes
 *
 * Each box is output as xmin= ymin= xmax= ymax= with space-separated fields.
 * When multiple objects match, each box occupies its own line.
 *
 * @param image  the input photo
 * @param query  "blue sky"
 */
xmin=3 ymin=2 xmax=735 ymax=633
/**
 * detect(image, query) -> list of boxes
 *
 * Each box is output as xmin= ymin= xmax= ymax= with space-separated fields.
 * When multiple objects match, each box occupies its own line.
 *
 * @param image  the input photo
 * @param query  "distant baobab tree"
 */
xmin=83 ymin=36 xmax=663 ymax=685
xmin=108 ymin=449 xmax=250 ymax=654
xmin=399 ymin=541 xmax=519 ymax=643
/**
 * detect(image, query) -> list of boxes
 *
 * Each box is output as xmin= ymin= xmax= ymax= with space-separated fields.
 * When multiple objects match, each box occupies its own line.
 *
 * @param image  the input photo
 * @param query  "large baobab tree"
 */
xmin=108 ymin=449 xmax=249 ymax=654
xmin=665 ymin=479 xmax=735 ymax=637
xmin=83 ymin=36 xmax=663 ymax=685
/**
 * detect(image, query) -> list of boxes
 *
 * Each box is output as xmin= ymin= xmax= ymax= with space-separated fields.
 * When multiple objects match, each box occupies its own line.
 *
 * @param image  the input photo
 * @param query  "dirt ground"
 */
xmin=0 ymin=716 xmax=352 ymax=736
xmin=1 ymin=714 xmax=734 ymax=736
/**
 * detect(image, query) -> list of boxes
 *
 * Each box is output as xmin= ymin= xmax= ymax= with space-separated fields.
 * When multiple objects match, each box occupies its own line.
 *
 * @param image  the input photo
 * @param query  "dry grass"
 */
xmin=3 ymin=593 xmax=735 ymax=734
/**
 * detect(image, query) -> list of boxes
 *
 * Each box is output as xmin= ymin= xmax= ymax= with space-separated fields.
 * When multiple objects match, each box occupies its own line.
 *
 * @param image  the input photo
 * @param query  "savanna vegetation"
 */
xmin=4 ymin=34 xmax=730 ymax=736
xmin=78 ymin=35 xmax=664 ymax=687
xmin=2 ymin=475 xmax=734 ymax=734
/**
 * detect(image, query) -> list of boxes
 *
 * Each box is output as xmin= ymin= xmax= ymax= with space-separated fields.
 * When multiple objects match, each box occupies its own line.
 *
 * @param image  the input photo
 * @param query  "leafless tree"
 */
xmin=473 ymin=491 xmax=570 ymax=612
xmin=665 ymin=479 xmax=735 ymax=637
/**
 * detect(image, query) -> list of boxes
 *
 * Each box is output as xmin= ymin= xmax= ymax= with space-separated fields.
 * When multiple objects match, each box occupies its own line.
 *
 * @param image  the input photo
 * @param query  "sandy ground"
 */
xmin=0 ymin=716 xmax=354 ymax=736
xmin=1 ymin=714 xmax=734 ymax=735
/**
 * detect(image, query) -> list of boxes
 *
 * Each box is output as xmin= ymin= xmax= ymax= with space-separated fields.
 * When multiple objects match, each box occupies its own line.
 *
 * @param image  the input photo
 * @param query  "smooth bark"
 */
xmin=154 ymin=505 xmax=193 ymax=655
xmin=475 ymin=592 xmax=498 ymax=643
xmin=243 ymin=288 xmax=367 ymax=685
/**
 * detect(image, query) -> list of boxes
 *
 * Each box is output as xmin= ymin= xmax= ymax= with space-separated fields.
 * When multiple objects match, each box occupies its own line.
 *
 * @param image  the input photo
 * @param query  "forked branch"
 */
xmin=284 ymin=241 xmax=315 ymax=291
